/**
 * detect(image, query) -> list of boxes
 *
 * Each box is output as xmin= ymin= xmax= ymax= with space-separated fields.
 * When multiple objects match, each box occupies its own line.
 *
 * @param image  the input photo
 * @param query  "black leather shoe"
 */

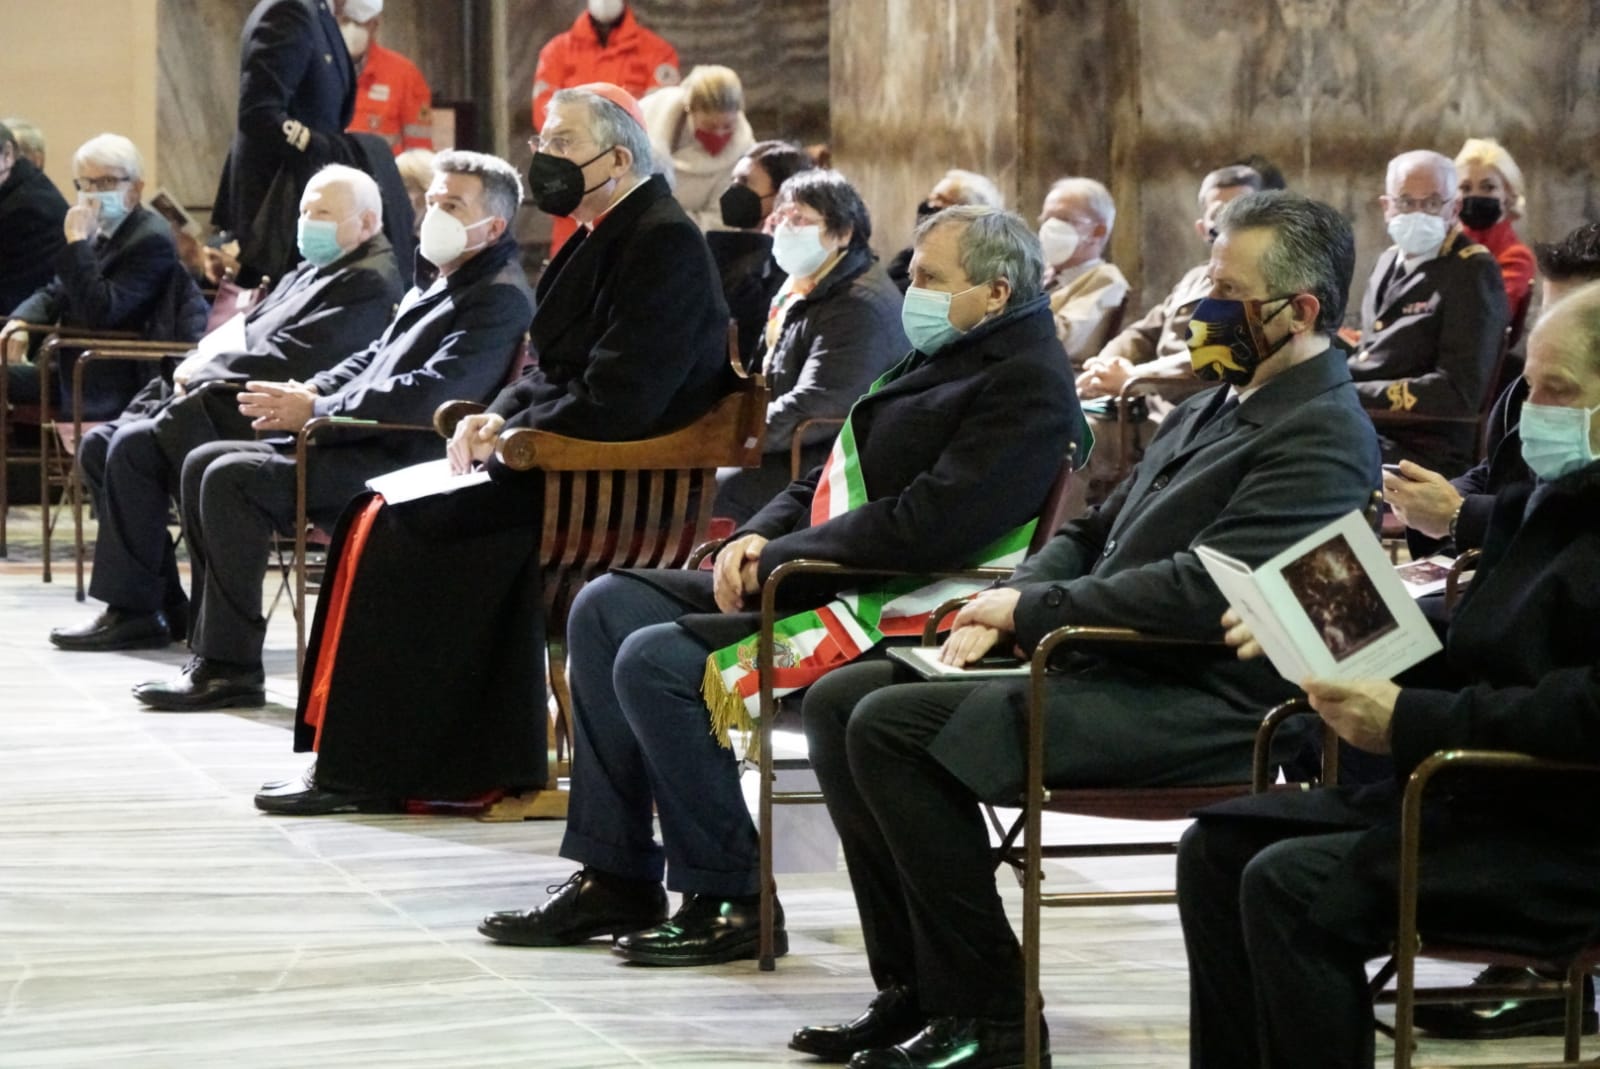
xmin=478 ymin=870 xmax=668 ymax=947
xmin=49 ymin=608 xmax=173 ymax=651
xmin=1412 ymin=966 xmax=1598 ymax=1039
xmin=254 ymin=764 xmax=399 ymax=816
xmin=791 ymin=985 xmax=926 ymax=1062
xmin=847 ymin=1015 xmax=1049 ymax=1069
xmin=612 ymin=892 xmax=785 ymax=966
xmin=132 ymin=656 xmax=265 ymax=711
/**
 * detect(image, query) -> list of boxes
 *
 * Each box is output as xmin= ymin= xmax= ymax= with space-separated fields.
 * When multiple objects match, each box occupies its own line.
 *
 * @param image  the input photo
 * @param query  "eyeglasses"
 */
xmin=74 ymin=174 xmax=130 ymax=192
xmin=528 ymin=133 xmax=592 ymax=156
xmin=1389 ymin=194 xmax=1448 ymax=215
xmin=770 ymin=206 xmax=824 ymax=228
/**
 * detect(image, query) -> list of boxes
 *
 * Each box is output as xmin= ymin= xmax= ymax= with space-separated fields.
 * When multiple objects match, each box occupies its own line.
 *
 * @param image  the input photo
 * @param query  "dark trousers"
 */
xmin=802 ymin=660 xmax=1025 ymax=1018
xmin=81 ymin=417 xmax=184 ymax=613
xmin=1177 ymin=820 xmax=1380 ymax=1069
xmin=179 ymin=439 xmax=297 ymax=665
xmin=559 ymin=573 xmax=759 ymax=897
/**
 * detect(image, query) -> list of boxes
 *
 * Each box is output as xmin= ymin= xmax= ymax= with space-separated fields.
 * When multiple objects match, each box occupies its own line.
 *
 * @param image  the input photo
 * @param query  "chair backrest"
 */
xmin=1027 ymin=446 xmax=1081 ymax=555
xmin=204 ymin=277 xmax=268 ymax=335
xmin=1102 ymin=292 xmax=1132 ymax=341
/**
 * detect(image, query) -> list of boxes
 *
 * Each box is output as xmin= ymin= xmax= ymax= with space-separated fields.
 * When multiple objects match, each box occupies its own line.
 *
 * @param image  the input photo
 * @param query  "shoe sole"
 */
xmin=50 ymin=633 xmax=174 ymax=652
xmin=254 ymin=797 xmax=402 ymax=816
xmin=1414 ymin=1009 xmax=1598 ymax=1040
xmin=134 ymin=690 xmax=266 ymax=712
xmin=612 ymin=928 xmax=789 ymax=967
xmin=477 ymin=916 xmax=667 ymax=948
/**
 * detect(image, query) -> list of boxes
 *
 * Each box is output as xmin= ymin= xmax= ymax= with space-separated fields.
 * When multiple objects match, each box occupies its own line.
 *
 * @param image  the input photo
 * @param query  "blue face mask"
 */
xmin=297 ymin=216 xmax=349 ymax=267
xmin=1519 ymin=399 xmax=1600 ymax=481
xmin=82 ymin=190 xmax=129 ymax=229
xmin=901 ymin=282 xmax=985 ymax=355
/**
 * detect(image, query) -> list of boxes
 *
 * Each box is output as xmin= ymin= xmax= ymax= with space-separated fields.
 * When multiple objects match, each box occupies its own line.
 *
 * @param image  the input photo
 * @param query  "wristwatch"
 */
xmin=1447 ymin=502 xmax=1464 ymax=543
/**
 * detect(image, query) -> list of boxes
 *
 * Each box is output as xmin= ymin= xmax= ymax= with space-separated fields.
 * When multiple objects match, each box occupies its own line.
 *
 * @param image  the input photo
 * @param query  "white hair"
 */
xmin=551 ymin=88 xmax=654 ymax=179
xmin=940 ymin=169 xmax=1004 ymax=209
xmin=73 ymin=133 xmax=143 ymax=182
xmin=1456 ymin=136 xmax=1526 ymax=219
xmin=308 ymin=164 xmax=383 ymax=221
xmin=1048 ymin=176 xmax=1116 ymax=233
xmin=1385 ymin=150 xmax=1456 ymax=199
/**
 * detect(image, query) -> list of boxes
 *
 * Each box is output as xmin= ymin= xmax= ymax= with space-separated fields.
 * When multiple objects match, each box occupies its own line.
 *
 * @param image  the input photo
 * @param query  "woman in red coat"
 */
xmin=1454 ymin=137 xmax=1535 ymax=331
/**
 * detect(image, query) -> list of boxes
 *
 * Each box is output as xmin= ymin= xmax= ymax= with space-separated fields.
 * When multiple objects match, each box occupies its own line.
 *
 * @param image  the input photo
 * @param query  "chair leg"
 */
xmin=1566 ymin=961 xmax=1586 ymax=1062
xmin=758 ymin=711 xmax=778 ymax=971
xmin=39 ymin=424 xmax=52 ymax=583
xmin=72 ymin=446 xmax=86 ymax=601
xmin=1392 ymin=942 xmax=1416 ymax=1069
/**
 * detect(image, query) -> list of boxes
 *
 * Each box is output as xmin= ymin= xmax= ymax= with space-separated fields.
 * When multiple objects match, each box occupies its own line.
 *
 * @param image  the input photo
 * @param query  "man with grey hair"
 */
xmin=48 ymin=163 xmax=405 ymax=653
xmin=471 ymin=203 xmax=1084 ymax=972
xmin=1349 ymin=148 xmax=1509 ymax=473
xmin=130 ymin=148 xmax=536 ymax=711
xmin=789 ymin=190 xmax=1377 ymax=1069
xmin=0 ymin=120 xmax=68 ymax=314
xmin=3 ymin=133 xmax=206 ymax=420
xmin=1038 ymin=175 xmax=1128 ymax=367
xmin=1 ymin=118 xmax=46 ymax=169
xmin=887 ymin=167 xmax=1006 ymax=291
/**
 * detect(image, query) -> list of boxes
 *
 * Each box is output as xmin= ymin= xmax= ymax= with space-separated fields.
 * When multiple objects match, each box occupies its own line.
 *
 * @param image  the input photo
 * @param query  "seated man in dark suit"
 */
xmin=1178 ymin=279 xmax=1600 ymax=1069
xmin=248 ymin=84 xmax=736 ymax=814
xmin=2 ymin=133 xmax=207 ymax=420
xmin=47 ymin=165 xmax=404 ymax=652
xmin=1348 ymin=150 xmax=1510 ymax=473
xmin=787 ymin=191 xmax=1380 ymax=1069
xmin=128 ymin=149 xmax=535 ymax=711
xmin=473 ymin=205 xmax=1085 ymax=968
xmin=0 ymin=121 xmax=68 ymax=315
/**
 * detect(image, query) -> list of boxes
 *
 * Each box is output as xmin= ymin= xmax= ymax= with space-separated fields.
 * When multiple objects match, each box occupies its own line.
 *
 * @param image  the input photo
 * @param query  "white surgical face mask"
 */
xmin=587 ymin=0 xmax=625 ymax=23
xmin=340 ymin=21 xmax=371 ymax=60
xmin=771 ymin=223 xmax=831 ymax=279
xmin=1038 ymin=217 xmax=1083 ymax=268
xmin=418 ymin=206 xmax=492 ymax=267
xmin=1387 ymin=211 xmax=1449 ymax=258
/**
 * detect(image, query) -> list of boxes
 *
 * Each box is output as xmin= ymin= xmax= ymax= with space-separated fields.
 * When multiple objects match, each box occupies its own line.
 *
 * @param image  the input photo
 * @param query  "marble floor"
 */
xmin=0 ymin=510 xmax=1579 ymax=1068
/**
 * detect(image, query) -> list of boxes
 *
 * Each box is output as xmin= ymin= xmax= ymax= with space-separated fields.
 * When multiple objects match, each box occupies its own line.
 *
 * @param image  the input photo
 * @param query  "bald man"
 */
xmin=51 ymin=164 xmax=404 ymax=652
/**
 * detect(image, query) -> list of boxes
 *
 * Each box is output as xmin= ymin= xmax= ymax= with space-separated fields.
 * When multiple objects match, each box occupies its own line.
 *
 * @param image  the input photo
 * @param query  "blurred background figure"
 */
xmin=886 ymin=168 xmax=1004 ymax=292
xmin=395 ymin=147 xmax=437 ymax=236
xmin=641 ymin=64 xmax=754 ymax=231
xmin=0 ymin=120 xmax=68 ymax=315
xmin=1454 ymin=136 xmax=1535 ymax=333
xmin=1 ymin=117 xmax=47 ymax=170
xmin=1037 ymin=176 xmax=1127 ymax=369
xmin=340 ymin=0 xmax=435 ymax=155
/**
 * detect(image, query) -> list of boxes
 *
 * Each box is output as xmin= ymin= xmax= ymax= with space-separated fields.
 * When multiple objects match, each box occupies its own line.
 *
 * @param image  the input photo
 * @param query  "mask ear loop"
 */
xmin=1247 ymin=295 xmax=1297 ymax=361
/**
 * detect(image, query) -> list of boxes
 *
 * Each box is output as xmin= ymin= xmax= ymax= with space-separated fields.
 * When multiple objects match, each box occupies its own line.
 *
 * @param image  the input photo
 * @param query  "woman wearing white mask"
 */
xmin=713 ymin=168 xmax=906 ymax=522
xmin=1036 ymin=176 xmax=1128 ymax=369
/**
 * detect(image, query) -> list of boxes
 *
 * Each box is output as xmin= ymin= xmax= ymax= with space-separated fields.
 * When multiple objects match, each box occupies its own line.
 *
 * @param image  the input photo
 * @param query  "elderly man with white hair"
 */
xmin=1037 ymin=176 xmax=1128 ymax=368
xmin=887 ymin=168 xmax=1005 ymax=292
xmin=1348 ymin=148 xmax=1510 ymax=473
xmin=2 ymin=132 xmax=205 ymax=420
xmin=48 ymin=164 xmax=405 ymax=653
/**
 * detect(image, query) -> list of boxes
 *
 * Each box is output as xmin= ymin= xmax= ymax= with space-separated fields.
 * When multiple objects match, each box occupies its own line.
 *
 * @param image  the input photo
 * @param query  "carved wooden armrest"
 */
xmin=433 ymin=399 xmax=486 ymax=439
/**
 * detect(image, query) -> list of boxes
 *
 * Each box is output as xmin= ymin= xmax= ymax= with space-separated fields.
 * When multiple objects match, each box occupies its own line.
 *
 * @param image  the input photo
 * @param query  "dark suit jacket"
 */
xmin=215 ymin=0 xmax=355 ymax=282
xmin=186 ymin=233 xmax=403 ymax=389
xmin=296 ymin=234 xmax=535 ymax=518
xmin=1405 ymin=375 xmax=1530 ymax=560
xmin=927 ymin=347 xmax=1382 ymax=801
xmin=756 ymin=246 xmax=907 ymax=454
xmin=1348 ymin=228 xmax=1510 ymax=471
xmin=11 ymin=205 xmax=207 ymax=417
xmin=1200 ymin=462 xmax=1600 ymax=958
xmin=486 ymin=175 xmax=731 ymax=444
xmin=633 ymin=295 xmax=1087 ymax=648
xmin=0 ymin=157 xmax=68 ymax=315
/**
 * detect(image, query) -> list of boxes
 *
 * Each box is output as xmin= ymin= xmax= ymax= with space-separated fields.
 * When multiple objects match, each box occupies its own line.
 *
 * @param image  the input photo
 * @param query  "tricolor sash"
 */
xmin=702 ymin=361 xmax=1034 ymax=750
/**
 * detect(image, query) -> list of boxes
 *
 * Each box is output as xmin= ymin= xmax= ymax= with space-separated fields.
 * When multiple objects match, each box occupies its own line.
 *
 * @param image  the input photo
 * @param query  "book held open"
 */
xmin=1197 ymin=509 xmax=1442 ymax=684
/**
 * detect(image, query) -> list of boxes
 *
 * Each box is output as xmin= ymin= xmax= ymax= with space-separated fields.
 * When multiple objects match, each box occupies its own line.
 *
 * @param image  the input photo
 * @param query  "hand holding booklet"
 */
xmin=1197 ymin=509 xmax=1442 ymax=684
xmin=366 ymin=457 xmax=491 ymax=504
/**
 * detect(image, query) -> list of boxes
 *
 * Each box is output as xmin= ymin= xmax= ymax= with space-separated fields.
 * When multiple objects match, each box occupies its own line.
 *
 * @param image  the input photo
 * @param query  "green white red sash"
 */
xmin=702 ymin=364 xmax=1034 ymax=751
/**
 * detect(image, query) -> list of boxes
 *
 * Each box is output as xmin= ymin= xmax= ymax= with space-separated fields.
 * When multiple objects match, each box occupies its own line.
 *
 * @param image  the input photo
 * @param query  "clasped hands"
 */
xmin=446 ymin=412 xmax=505 ymax=474
xmin=938 ymin=587 xmax=1021 ymax=666
xmin=1221 ymin=609 xmax=1399 ymax=754
xmin=238 ymin=380 xmax=318 ymax=431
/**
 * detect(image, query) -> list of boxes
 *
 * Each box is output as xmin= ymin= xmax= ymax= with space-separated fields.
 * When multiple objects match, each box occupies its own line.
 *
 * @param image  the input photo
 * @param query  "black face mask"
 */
xmin=915 ymin=199 xmax=940 ymax=222
xmin=526 ymin=148 xmax=612 ymax=218
xmin=1458 ymin=195 xmax=1504 ymax=231
xmin=720 ymin=183 xmax=764 ymax=230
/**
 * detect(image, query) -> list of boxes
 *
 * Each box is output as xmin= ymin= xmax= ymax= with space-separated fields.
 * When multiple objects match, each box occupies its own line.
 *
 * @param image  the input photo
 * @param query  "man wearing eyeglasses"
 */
xmin=1348 ymin=149 xmax=1510 ymax=473
xmin=3 ymin=133 xmax=205 ymax=421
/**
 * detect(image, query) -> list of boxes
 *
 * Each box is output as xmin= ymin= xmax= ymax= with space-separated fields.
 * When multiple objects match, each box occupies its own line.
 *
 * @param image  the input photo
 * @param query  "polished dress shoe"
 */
xmin=847 ymin=1015 xmax=1049 ymax=1069
xmin=478 ymin=869 xmax=668 ymax=947
xmin=1412 ymin=965 xmax=1598 ymax=1039
xmin=612 ymin=892 xmax=785 ymax=966
xmin=791 ymin=985 xmax=926 ymax=1062
xmin=132 ymin=656 xmax=265 ymax=711
xmin=49 ymin=607 xmax=173 ymax=651
xmin=254 ymin=764 xmax=399 ymax=816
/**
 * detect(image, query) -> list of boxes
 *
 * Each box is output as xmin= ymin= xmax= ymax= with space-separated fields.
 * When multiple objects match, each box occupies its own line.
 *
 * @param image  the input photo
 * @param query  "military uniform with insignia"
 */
xmin=1348 ymin=225 xmax=1510 ymax=472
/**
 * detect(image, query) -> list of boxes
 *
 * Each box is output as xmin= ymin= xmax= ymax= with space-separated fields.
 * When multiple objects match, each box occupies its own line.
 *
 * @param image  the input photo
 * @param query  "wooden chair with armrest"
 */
xmin=689 ymin=447 xmax=1082 ymax=971
xmin=789 ymin=416 xmax=844 ymax=481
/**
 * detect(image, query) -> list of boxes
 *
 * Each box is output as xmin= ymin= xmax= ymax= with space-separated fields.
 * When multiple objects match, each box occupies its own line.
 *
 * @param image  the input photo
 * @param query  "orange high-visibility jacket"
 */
xmin=348 ymin=42 xmax=433 ymax=154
